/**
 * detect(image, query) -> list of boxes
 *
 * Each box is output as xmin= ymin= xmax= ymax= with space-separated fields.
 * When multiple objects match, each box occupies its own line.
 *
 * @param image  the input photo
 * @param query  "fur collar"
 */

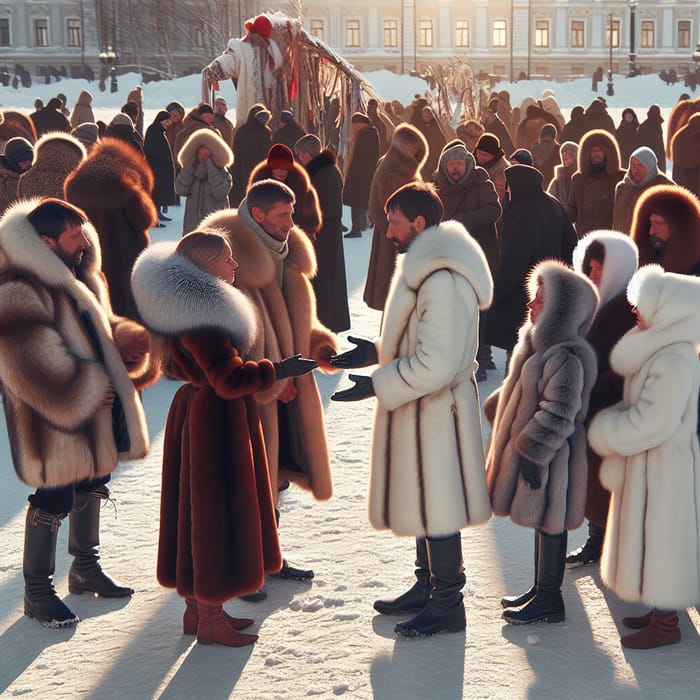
xmin=131 ymin=241 xmax=257 ymax=355
xmin=177 ymin=129 xmax=233 ymax=169
xmin=572 ymin=230 xmax=638 ymax=306
xmin=525 ymin=260 xmax=599 ymax=351
xmin=0 ymin=197 xmax=111 ymax=310
xmin=610 ymin=264 xmax=700 ymax=375
xmin=399 ymin=220 xmax=493 ymax=309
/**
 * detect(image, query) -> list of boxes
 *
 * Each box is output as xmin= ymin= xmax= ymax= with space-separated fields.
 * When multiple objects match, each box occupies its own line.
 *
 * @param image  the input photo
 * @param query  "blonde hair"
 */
xmin=176 ymin=229 xmax=231 ymax=273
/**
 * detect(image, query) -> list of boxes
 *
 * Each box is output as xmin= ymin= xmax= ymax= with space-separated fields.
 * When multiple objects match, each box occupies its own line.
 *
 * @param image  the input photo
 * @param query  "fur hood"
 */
xmin=131 ymin=241 xmax=258 ymax=356
xmin=386 ymin=124 xmax=429 ymax=172
xmin=610 ymin=264 xmax=700 ymax=376
xmin=177 ymin=129 xmax=233 ymax=169
xmin=32 ymin=130 xmax=86 ymax=165
xmin=400 ymin=219 xmax=493 ymax=310
xmin=577 ymin=129 xmax=621 ymax=176
xmin=525 ymin=260 xmax=599 ymax=352
xmin=630 ymin=184 xmax=700 ymax=272
xmin=64 ymin=136 xmax=154 ymax=205
xmin=0 ymin=197 xmax=111 ymax=310
xmin=572 ymin=230 xmax=638 ymax=306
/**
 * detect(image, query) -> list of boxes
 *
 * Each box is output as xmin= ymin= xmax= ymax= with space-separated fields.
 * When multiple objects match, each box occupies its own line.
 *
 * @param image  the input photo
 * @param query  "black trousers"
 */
xmin=29 ymin=475 xmax=111 ymax=515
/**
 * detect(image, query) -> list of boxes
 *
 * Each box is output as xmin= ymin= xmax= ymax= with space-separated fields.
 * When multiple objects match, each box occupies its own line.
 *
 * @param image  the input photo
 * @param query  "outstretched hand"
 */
xmin=519 ymin=456 xmax=542 ymax=490
xmin=329 ymin=336 xmax=378 ymax=369
xmin=331 ymin=374 xmax=375 ymax=402
xmin=274 ymin=354 xmax=318 ymax=380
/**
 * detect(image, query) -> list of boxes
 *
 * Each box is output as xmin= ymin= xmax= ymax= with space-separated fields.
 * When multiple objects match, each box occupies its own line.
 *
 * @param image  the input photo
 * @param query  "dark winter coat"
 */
xmin=434 ymin=145 xmax=501 ymax=275
xmin=546 ymin=163 xmax=576 ymax=208
xmin=637 ymin=106 xmax=666 ymax=172
xmin=420 ymin=109 xmax=448 ymax=180
xmin=342 ymin=124 xmax=380 ymax=209
xmin=249 ymin=160 xmax=322 ymax=239
xmin=64 ymin=137 xmax=157 ymax=321
xmin=230 ymin=108 xmax=272 ymax=207
xmin=615 ymin=109 xmax=640 ymax=167
xmin=305 ymin=149 xmax=350 ymax=332
xmin=670 ymin=113 xmax=700 ymax=197
xmin=484 ymin=165 xmax=577 ymax=351
xmin=364 ymin=124 xmax=428 ymax=310
xmin=17 ymin=132 xmax=86 ymax=200
xmin=144 ymin=117 xmax=176 ymax=208
xmin=560 ymin=105 xmax=587 ymax=144
xmin=131 ymin=242 xmax=282 ymax=602
xmin=31 ymin=103 xmax=71 ymax=137
xmin=485 ymin=260 xmax=599 ymax=535
xmin=566 ymin=130 xmax=624 ymax=237
xmin=484 ymin=113 xmax=515 ymax=156
xmin=106 ymin=123 xmax=144 ymax=154
xmin=272 ymin=120 xmax=306 ymax=152
xmin=612 ymin=171 xmax=673 ymax=235
xmin=212 ymin=113 xmax=235 ymax=148
xmin=0 ymin=199 xmax=151 ymax=488
xmin=583 ymin=99 xmax=616 ymax=135
xmin=176 ymin=130 xmax=233 ymax=235
xmin=530 ymin=129 xmax=560 ymax=187
xmin=516 ymin=105 xmax=558 ymax=151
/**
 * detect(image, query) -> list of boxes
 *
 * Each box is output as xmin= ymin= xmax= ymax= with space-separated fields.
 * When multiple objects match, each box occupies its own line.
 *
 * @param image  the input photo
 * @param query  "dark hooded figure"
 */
xmin=560 ymin=105 xmax=587 ymax=144
xmin=531 ymin=124 xmax=560 ymax=187
xmin=144 ymin=110 xmax=176 ymax=221
xmin=637 ymin=104 xmax=666 ymax=172
xmin=230 ymin=104 xmax=272 ymax=207
xmin=615 ymin=108 xmax=640 ymax=167
xmin=30 ymin=98 xmax=71 ymax=137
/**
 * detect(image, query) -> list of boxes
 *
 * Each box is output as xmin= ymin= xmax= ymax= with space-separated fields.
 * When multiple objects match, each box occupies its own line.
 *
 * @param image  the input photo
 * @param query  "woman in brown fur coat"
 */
xmin=131 ymin=231 xmax=316 ymax=647
xmin=65 ymin=136 xmax=157 ymax=321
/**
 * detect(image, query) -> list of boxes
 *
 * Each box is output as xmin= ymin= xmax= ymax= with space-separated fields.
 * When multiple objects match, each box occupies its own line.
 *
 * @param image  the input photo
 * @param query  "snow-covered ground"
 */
xmin=0 ymin=71 xmax=698 ymax=699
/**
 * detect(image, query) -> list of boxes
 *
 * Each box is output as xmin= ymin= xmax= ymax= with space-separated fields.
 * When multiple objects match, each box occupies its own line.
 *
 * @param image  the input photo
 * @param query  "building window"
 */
xmin=34 ymin=18 xmax=48 ymax=47
xmin=455 ymin=19 xmax=469 ymax=48
xmin=492 ymin=20 xmax=507 ymax=48
xmin=310 ymin=19 xmax=324 ymax=41
xmin=604 ymin=19 xmax=620 ymax=49
xmin=571 ymin=20 xmax=584 ymax=48
xmin=67 ymin=19 xmax=81 ymax=47
xmin=384 ymin=19 xmax=398 ymax=48
xmin=418 ymin=19 xmax=433 ymax=48
xmin=640 ymin=20 xmax=654 ymax=48
xmin=0 ymin=18 xmax=9 ymax=47
xmin=535 ymin=20 xmax=549 ymax=48
xmin=678 ymin=20 xmax=691 ymax=49
xmin=346 ymin=19 xmax=360 ymax=48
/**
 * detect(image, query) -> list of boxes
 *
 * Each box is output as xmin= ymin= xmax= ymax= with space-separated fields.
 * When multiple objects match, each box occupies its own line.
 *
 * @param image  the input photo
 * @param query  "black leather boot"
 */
xmin=68 ymin=486 xmax=134 ymax=597
xmin=374 ymin=537 xmax=430 ymax=615
xmin=501 ymin=529 xmax=539 ymax=608
xmin=565 ymin=521 xmax=604 ymax=568
xmin=503 ymin=530 xmax=566 ymax=625
xmin=394 ymin=534 xmax=466 ymax=637
xmin=23 ymin=506 xmax=79 ymax=628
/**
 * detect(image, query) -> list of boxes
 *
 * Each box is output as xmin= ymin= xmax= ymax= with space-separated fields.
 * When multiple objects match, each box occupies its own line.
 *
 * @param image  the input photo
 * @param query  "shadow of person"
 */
xmin=370 ymin=614 xmax=466 ymax=699
xmin=0 ymin=613 xmax=77 ymax=694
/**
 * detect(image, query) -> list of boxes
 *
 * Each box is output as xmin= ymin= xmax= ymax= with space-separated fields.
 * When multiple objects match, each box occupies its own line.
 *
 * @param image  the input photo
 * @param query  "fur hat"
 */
xmin=560 ymin=141 xmax=579 ymax=161
xmin=246 ymin=14 xmax=273 ymax=41
xmin=510 ymin=148 xmax=533 ymax=166
xmin=70 ymin=122 xmax=99 ymax=149
xmin=475 ymin=133 xmax=503 ymax=158
xmin=3 ymin=137 xmax=34 ymax=170
xmin=110 ymin=113 xmax=133 ymax=128
xmin=266 ymin=143 xmax=295 ymax=170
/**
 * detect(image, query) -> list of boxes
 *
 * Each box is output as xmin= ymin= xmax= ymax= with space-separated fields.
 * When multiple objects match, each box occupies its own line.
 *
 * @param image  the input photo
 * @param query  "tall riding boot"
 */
xmin=394 ymin=534 xmax=466 ymax=637
xmin=195 ymin=601 xmax=258 ymax=647
xmin=374 ymin=537 xmax=430 ymax=615
xmin=621 ymin=609 xmax=681 ymax=649
xmin=501 ymin=529 xmax=539 ymax=608
xmin=182 ymin=596 xmax=254 ymax=635
xmin=23 ymin=506 xmax=79 ymax=628
xmin=565 ymin=520 xmax=604 ymax=568
xmin=67 ymin=486 xmax=133 ymax=597
xmin=269 ymin=507 xmax=314 ymax=581
xmin=503 ymin=529 xmax=566 ymax=625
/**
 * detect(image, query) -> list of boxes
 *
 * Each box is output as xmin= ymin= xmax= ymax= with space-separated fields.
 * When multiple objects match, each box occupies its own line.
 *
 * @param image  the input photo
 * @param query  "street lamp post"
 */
xmin=628 ymin=0 xmax=638 ymax=77
xmin=99 ymin=46 xmax=117 ymax=93
xmin=606 ymin=13 xmax=614 ymax=96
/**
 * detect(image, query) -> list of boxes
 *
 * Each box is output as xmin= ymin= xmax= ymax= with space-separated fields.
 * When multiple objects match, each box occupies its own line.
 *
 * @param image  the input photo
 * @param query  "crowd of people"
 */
xmin=0 ymin=83 xmax=699 ymax=655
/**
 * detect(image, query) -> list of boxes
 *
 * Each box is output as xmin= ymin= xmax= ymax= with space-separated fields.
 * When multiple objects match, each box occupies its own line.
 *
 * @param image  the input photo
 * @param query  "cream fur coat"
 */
xmin=369 ymin=220 xmax=494 ymax=537
xmin=589 ymin=265 xmax=700 ymax=609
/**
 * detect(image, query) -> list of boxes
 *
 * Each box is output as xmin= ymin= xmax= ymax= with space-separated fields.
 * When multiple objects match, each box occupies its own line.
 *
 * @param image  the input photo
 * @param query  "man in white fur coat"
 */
xmin=0 ymin=198 xmax=151 ymax=629
xmin=331 ymin=182 xmax=494 ymax=637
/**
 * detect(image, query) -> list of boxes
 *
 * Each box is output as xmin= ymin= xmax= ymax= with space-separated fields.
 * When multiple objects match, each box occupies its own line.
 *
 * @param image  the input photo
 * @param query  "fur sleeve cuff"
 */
xmin=310 ymin=326 xmax=338 ymax=372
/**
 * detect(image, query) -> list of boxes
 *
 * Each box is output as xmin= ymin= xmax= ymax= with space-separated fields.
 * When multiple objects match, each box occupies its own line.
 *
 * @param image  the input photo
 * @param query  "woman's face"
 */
xmin=587 ymin=259 xmax=604 ymax=288
xmin=271 ymin=168 xmax=289 ymax=181
xmin=561 ymin=151 xmax=575 ymax=168
xmin=207 ymin=249 xmax=238 ymax=284
xmin=527 ymin=284 xmax=545 ymax=324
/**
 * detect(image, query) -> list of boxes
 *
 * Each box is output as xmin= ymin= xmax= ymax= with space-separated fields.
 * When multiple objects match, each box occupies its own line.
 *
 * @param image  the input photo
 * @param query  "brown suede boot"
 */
xmin=621 ymin=609 xmax=681 ymax=649
xmin=196 ymin=601 xmax=258 ymax=647
xmin=622 ymin=610 xmax=652 ymax=630
xmin=182 ymin=597 xmax=254 ymax=635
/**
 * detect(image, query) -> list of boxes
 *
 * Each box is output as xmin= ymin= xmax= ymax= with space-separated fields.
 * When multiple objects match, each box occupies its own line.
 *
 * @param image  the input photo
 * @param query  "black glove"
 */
xmin=331 ymin=374 xmax=375 ymax=401
xmin=329 ymin=336 xmax=378 ymax=369
xmin=519 ymin=456 xmax=541 ymax=490
xmin=274 ymin=354 xmax=318 ymax=380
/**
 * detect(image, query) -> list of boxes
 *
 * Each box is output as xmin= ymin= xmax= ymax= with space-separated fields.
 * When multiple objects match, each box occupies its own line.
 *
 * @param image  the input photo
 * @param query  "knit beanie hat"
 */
xmin=475 ymin=133 xmax=503 ymax=158
xmin=280 ymin=110 xmax=294 ymax=124
xmin=439 ymin=140 xmax=475 ymax=179
xmin=3 ymin=137 xmax=34 ymax=171
xmin=71 ymin=122 xmax=99 ymax=148
xmin=560 ymin=141 xmax=578 ymax=161
xmin=110 ymin=113 xmax=133 ymax=128
xmin=510 ymin=148 xmax=533 ymax=166
xmin=267 ymin=143 xmax=294 ymax=170
xmin=197 ymin=103 xmax=214 ymax=116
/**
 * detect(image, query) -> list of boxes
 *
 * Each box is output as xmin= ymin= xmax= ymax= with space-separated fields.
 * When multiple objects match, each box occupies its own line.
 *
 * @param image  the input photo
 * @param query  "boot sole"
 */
xmin=395 ymin=621 xmax=466 ymax=638
xmin=374 ymin=606 xmax=425 ymax=616
xmin=502 ymin=611 xmax=565 ymax=625
xmin=25 ymin=605 xmax=79 ymax=628
xmin=68 ymin=585 xmax=133 ymax=598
